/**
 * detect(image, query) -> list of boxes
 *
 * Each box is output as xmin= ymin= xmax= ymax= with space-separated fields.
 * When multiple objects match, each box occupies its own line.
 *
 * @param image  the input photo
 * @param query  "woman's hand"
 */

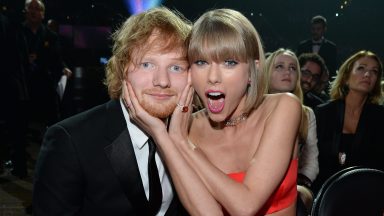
xmin=122 ymin=80 xmax=166 ymax=137
xmin=168 ymin=74 xmax=194 ymax=145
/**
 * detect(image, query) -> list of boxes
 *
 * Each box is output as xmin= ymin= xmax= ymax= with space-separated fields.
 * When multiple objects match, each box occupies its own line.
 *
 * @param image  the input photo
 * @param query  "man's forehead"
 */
xmin=303 ymin=61 xmax=321 ymax=74
xmin=134 ymin=48 xmax=187 ymax=61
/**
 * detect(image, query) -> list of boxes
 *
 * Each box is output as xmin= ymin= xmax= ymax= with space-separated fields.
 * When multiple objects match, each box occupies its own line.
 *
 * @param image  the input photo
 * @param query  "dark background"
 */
xmin=1 ymin=0 xmax=384 ymax=110
xmin=2 ymin=0 xmax=383 ymax=67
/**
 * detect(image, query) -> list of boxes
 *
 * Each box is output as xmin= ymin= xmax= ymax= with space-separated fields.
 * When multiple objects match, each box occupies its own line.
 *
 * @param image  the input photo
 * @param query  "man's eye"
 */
xmin=170 ymin=65 xmax=185 ymax=73
xmin=141 ymin=62 xmax=154 ymax=68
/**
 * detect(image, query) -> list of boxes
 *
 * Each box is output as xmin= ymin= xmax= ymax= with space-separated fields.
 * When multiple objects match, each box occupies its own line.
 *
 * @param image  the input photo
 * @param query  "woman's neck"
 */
xmin=26 ymin=21 xmax=40 ymax=34
xmin=345 ymin=91 xmax=367 ymax=114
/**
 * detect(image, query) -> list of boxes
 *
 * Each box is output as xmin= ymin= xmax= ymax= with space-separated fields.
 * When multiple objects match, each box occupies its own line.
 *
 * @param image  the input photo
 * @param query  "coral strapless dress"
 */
xmin=226 ymin=159 xmax=298 ymax=215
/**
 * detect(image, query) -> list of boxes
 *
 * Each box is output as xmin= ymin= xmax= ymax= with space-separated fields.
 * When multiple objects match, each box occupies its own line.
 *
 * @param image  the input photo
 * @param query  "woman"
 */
xmin=124 ymin=9 xmax=301 ymax=215
xmin=265 ymin=48 xmax=319 ymax=211
xmin=313 ymin=50 xmax=384 ymax=193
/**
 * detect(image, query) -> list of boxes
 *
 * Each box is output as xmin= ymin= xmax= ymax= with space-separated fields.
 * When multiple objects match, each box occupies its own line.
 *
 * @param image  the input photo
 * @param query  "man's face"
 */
xmin=125 ymin=38 xmax=189 ymax=118
xmin=26 ymin=0 xmax=44 ymax=25
xmin=311 ymin=23 xmax=325 ymax=41
xmin=300 ymin=61 xmax=322 ymax=93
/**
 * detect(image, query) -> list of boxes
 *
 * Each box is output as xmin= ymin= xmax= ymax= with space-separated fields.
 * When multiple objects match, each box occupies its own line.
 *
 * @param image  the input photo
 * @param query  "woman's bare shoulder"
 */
xmin=259 ymin=93 xmax=300 ymax=111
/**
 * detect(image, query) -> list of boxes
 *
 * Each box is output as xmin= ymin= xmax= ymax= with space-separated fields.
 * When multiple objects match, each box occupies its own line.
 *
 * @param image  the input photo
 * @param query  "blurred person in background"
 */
xmin=313 ymin=50 xmax=384 ymax=194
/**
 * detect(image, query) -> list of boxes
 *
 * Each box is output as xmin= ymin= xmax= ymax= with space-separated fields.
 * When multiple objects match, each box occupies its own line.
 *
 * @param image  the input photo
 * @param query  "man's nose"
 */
xmin=153 ymin=68 xmax=171 ymax=88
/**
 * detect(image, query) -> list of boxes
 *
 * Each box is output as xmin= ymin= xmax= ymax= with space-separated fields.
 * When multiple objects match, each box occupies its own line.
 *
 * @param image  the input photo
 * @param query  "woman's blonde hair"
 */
xmin=104 ymin=7 xmax=191 ymax=99
xmin=330 ymin=50 xmax=383 ymax=104
xmin=188 ymin=8 xmax=266 ymax=113
xmin=265 ymin=48 xmax=309 ymax=141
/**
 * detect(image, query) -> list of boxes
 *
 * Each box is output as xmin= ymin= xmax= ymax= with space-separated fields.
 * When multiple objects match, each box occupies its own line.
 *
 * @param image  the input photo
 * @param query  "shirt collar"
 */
xmin=120 ymin=99 xmax=148 ymax=150
xmin=312 ymin=37 xmax=324 ymax=44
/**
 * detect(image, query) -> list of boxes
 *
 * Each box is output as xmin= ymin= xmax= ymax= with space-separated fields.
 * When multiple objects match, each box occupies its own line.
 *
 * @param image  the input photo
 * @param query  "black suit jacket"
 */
xmin=33 ymin=100 xmax=187 ymax=216
xmin=297 ymin=38 xmax=337 ymax=79
xmin=313 ymin=100 xmax=384 ymax=193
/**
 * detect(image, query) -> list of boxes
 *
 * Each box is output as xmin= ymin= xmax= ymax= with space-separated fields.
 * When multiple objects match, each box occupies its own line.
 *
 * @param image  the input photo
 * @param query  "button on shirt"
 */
xmin=120 ymin=100 xmax=173 ymax=216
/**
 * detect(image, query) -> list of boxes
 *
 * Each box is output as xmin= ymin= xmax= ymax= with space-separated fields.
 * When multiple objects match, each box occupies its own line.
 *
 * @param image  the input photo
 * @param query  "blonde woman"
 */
xmin=124 ymin=9 xmax=301 ymax=216
xmin=265 ymin=48 xmax=319 ymax=211
xmin=313 ymin=50 xmax=384 ymax=193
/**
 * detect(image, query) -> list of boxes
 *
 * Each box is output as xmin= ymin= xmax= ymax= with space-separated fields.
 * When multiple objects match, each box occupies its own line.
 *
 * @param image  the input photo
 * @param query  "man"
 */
xmin=22 ymin=0 xmax=72 ymax=126
xmin=297 ymin=15 xmax=337 ymax=81
xmin=299 ymin=53 xmax=328 ymax=109
xmin=33 ymin=7 xmax=191 ymax=216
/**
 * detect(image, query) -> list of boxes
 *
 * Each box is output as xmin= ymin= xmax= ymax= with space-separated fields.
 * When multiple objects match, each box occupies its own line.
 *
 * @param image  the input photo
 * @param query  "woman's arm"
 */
xmin=177 ymin=93 xmax=301 ymax=215
xmin=298 ymin=107 xmax=319 ymax=183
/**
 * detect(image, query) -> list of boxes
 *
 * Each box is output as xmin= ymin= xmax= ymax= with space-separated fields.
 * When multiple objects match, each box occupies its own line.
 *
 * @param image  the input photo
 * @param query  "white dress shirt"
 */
xmin=312 ymin=37 xmax=324 ymax=54
xmin=120 ymin=100 xmax=173 ymax=216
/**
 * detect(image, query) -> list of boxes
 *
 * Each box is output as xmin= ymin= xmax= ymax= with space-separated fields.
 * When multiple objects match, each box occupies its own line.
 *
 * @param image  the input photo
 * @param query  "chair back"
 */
xmin=311 ymin=167 xmax=384 ymax=216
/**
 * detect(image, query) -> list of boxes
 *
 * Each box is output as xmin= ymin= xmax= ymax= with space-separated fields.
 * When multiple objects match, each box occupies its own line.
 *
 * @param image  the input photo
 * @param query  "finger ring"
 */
xmin=177 ymin=103 xmax=188 ymax=113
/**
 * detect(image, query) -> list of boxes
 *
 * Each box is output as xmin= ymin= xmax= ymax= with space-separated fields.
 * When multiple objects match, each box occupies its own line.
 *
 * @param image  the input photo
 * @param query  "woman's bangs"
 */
xmin=189 ymin=25 xmax=247 ymax=63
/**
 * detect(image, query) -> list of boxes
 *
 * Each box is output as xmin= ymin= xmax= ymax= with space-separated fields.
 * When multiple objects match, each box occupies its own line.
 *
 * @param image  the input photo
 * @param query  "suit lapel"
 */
xmin=103 ymin=100 xmax=150 ymax=215
xmin=332 ymin=100 xmax=345 ymax=157
xmin=350 ymin=102 xmax=369 ymax=161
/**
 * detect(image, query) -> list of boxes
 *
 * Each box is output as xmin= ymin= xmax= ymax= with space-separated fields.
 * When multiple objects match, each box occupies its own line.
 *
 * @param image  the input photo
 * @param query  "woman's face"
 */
xmin=190 ymin=57 xmax=250 ymax=122
xmin=269 ymin=53 xmax=298 ymax=93
xmin=347 ymin=56 xmax=379 ymax=95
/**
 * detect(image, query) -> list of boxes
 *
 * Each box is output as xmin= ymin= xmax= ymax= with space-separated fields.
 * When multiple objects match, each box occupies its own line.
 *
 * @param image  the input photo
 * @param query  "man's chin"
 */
xmin=142 ymin=102 xmax=177 ymax=119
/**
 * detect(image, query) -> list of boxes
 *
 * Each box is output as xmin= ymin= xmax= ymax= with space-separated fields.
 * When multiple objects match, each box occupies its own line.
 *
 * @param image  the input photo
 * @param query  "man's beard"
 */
xmin=301 ymin=82 xmax=311 ymax=93
xmin=139 ymin=95 xmax=177 ymax=119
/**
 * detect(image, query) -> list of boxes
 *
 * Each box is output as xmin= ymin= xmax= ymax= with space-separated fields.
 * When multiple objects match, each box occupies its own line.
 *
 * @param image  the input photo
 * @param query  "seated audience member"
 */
xmin=266 ymin=48 xmax=319 ymax=212
xmin=33 ymin=7 xmax=191 ymax=215
xmin=124 ymin=8 xmax=301 ymax=216
xmin=313 ymin=65 xmax=330 ymax=100
xmin=298 ymin=53 xmax=329 ymax=109
xmin=313 ymin=50 xmax=384 ymax=194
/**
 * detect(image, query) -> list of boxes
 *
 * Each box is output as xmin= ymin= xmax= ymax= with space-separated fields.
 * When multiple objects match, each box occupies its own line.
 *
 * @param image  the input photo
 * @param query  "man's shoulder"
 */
xmin=298 ymin=39 xmax=312 ymax=46
xmin=54 ymin=100 xmax=119 ymax=131
xmin=315 ymin=100 xmax=338 ymax=113
xmin=323 ymin=38 xmax=336 ymax=47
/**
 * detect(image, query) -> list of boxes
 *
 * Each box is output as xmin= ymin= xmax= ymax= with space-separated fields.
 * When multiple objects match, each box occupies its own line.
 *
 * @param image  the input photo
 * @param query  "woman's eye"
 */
xmin=194 ymin=60 xmax=207 ymax=66
xmin=289 ymin=66 xmax=297 ymax=72
xmin=224 ymin=59 xmax=238 ymax=66
xmin=275 ymin=64 xmax=284 ymax=69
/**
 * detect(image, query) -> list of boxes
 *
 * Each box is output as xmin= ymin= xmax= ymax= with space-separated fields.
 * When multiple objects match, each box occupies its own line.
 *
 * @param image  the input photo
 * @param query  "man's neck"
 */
xmin=312 ymin=36 xmax=324 ymax=43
